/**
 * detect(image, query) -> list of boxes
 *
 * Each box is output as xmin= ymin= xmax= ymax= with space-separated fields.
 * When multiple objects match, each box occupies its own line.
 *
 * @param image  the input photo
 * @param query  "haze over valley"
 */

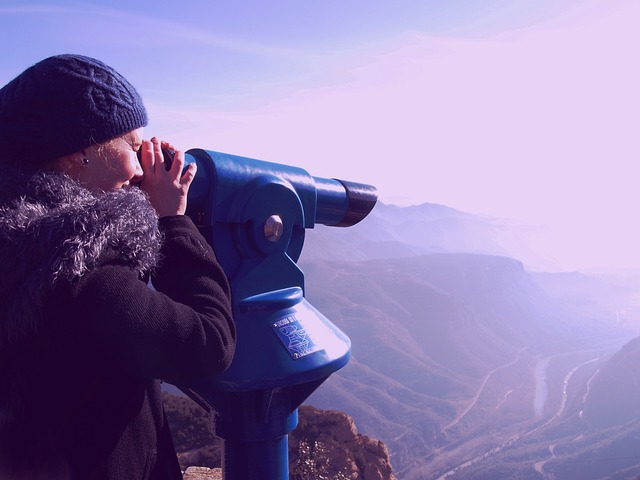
xmin=300 ymin=201 xmax=640 ymax=479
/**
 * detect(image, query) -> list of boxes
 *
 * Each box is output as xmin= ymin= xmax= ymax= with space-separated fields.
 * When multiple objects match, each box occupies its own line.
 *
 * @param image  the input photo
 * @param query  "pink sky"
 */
xmin=2 ymin=0 xmax=637 ymax=271
xmin=147 ymin=0 xmax=640 ymax=271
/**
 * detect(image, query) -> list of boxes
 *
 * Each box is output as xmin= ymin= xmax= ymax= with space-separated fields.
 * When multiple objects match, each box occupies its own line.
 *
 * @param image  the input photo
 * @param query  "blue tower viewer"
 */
xmin=176 ymin=149 xmax=377 ymax=480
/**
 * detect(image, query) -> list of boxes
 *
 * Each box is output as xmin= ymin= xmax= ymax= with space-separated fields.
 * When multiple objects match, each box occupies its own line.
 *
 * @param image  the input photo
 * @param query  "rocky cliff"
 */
xmin=290 ymin=405 xmax=395 ymax=480
xmin=163 ymin=392 xmax=395 ymax=479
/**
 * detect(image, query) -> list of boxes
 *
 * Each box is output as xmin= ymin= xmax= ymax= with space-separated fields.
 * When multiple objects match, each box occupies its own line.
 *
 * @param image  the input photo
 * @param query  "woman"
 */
xmin=0 ymin=54 xmax=236 ymax=479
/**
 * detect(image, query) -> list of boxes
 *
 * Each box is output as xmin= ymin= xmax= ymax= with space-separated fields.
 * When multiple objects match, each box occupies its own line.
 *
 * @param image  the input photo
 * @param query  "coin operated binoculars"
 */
xmin=177 ymin=149 xmax=377 ymax=480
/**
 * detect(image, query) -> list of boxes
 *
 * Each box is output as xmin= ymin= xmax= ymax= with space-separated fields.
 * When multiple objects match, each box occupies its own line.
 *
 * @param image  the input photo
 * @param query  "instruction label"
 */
xmin=272 ymin=314 xmax=322 ymax=359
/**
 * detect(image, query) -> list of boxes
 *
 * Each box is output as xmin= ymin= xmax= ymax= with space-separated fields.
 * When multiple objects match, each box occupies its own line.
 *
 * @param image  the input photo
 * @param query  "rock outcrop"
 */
xmin=290 ymin=405 xmax=396 ymax=480
xmin=183 ymin=466 xmax=222 ymax=480
xmin=163 ymin=393 xmax=395 ymax=479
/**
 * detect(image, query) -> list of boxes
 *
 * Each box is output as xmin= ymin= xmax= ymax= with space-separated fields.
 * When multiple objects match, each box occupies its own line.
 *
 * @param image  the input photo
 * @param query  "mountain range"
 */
xmin=297 ymin=201 xmax=640 ymax=479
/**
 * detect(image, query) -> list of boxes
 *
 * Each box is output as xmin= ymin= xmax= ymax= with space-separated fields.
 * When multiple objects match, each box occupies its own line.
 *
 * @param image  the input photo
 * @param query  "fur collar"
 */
xmin=0 ymin=170 xmax=162 ymax=345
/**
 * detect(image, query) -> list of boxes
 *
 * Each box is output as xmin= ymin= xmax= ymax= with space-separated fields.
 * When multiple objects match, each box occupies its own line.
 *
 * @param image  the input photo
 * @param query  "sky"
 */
xmin=0 ymin=0 xmax=639 ymax=271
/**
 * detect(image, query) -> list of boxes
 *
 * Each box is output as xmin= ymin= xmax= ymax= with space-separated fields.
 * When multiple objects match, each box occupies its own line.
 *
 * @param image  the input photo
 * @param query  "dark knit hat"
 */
xmin=0 ymin=54 xmax=148 ymax=168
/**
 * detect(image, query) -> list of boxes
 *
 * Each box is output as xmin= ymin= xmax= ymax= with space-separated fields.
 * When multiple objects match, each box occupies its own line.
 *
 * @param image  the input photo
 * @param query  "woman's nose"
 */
xmin=132 ymin=159 xmax=144 ymax=183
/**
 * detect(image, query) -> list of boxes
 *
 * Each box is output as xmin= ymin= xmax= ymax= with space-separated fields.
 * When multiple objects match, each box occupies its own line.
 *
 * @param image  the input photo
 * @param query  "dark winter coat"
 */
xmin=0 ymin=170 xmax=235 ymax=479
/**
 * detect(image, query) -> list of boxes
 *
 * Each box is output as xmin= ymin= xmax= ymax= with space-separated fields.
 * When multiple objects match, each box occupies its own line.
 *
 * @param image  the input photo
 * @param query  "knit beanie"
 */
xmin=0 ymin=54 xmax=148 ymax=168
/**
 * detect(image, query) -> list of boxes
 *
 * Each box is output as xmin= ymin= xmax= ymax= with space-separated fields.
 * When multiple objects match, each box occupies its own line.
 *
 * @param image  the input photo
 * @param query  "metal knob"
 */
xmin=264 ymin=214 xmax=284 ymax=242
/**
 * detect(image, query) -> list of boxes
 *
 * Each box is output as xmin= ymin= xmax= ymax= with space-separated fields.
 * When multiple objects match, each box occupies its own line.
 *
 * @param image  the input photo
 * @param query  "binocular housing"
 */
xmin=181 ymin=149 xmax=377 ymax=298
xmin=168 ymin=148 xmax=377 ymax=479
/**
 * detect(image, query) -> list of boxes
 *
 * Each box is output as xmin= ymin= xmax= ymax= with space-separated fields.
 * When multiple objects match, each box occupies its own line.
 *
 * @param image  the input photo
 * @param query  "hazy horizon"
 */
xmin=1 ymin=0 xmax=639 ymax=271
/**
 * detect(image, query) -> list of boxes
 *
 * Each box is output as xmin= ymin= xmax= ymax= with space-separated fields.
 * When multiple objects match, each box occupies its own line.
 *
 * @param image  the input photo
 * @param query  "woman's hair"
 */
xmin=0 ymin=54 xmax=148 ymax=169
xmin=91 ymin=130 xmax=139 ymax=168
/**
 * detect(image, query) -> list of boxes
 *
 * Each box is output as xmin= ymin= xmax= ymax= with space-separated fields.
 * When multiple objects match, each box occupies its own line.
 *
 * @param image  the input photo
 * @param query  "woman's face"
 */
xmin=73 ymin=128 xmax=144 ymax=191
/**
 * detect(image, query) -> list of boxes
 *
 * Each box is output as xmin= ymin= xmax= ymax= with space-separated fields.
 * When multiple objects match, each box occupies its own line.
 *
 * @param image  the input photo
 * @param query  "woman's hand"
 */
xmin=138 ymin=137 xmax=197 ymax=217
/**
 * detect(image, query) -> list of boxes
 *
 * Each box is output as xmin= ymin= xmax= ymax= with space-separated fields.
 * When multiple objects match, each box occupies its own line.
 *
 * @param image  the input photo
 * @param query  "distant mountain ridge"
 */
xmin=301 ymin=201 xmax=557 ymax=270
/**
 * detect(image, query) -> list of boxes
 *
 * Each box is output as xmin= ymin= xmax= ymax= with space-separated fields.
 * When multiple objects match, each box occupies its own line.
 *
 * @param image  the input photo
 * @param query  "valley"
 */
xmin=429 ymin=334 xmax=627 ymax=480
xmin=299 ymin=202 xmax=640 ymax=479
xmin=303 ymin=250 xmax=640 ymax=478
xmin=265 ymin=201 xmax=640 ymax=479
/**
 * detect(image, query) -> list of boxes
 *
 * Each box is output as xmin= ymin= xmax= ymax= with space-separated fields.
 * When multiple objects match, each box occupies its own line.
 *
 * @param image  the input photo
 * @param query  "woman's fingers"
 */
xmin=169 ymin=146 xmax=185 ymax=177
xmin=152 ymin=137 xmax=164 ymax=172
xmin=181 ymin=162 xmax=197 ymax=188
xmin=138 ymin=139 xmax=155 ymax=173
xmin=160 ymin=142 xmax=195 ymax=188
xmin=139 ymin=137 xmax=193 ymax=216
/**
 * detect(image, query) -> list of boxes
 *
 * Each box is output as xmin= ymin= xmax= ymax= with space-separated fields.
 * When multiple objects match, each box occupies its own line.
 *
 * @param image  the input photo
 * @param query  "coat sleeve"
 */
xmin=63 ymin=215 xmax=235 ymax=382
